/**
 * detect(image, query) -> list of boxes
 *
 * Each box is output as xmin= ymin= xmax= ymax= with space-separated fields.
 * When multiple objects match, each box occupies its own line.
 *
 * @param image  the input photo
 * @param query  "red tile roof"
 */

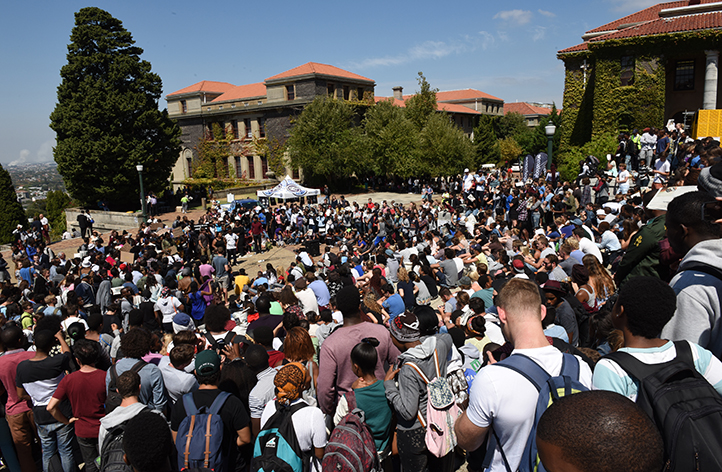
xmin=265 ymin=62 xmax=374 ymax=83
xmin=435 ymin=88 xmax=503 ymax=102
xmin=590 ymin=10 xmax=722 ymax=42
xmin=504 ymin=102 xmax=553 ymax=116
xmin=558 ymin=42 xmax=589 ymax=54
xmin=211 ymin=83 xmax=267 ymax=102
xmin=167 ymin=80 xmax=236 ymax=97
xmin=585 ymin=0 xmax=690 ymax=34
xmin=374 ymin=96 xmax=481 ymax=114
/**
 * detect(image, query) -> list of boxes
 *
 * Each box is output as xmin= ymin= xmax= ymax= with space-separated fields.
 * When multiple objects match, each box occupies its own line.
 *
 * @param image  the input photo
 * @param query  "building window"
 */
xmin=674 ymin=60 xmax=695 ymax=91
xmin=286 ymin=85 xmax=295 ymax=101
xmin=343 ymin=86 xmax=350 ymax=100
xmin=327 ymin=83 xmax=335 ymax=97
xmin=235 ymin=156 xmax=242 ymax=178
xmin=231 ymin=120 xmax=239 ymax=140
xmin=259 ymin=118 xmax=266 ymax=138
xmin=180 ymin=100 xmax=187 ymax=114
xmin=620 ymin=56 xmax=635 ymax=86
xmin=187 ymin=158 xmax=193 ymax=178
xmin=292 ymin=167 xmax=300 ymax=179
xmin=247 ymin=157 xmax=255 ymax=179
xmin=357 ymin=88 xmax=364 ymax=100
xmin=261 ymin=157 xmax=268 ymax=178
xmin=244 ymin=119 xmax=252 ymax=139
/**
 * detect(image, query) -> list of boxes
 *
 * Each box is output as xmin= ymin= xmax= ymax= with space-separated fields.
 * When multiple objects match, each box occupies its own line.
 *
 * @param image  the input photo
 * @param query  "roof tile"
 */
xmin=265 ymin=62 xmax=374 ymax=83
xmin=167 ymin=80 xmax=236 ymax=97
xmin=589 ymin=10 xmax=722 ymax=42
xmin=210 ymin=83 xmax=267 ymax=102
xmin=435 ymin=88 xmax=503 ymax=102
xmin=375 ymin=96 xmax=481 ymax=114
xmin=504 ymin=102 xmax=553 ymax=116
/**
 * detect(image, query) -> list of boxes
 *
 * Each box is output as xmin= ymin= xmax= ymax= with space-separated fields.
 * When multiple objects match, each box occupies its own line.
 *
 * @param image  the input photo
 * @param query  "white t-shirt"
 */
xmin=154 ymin=297 xmax=182 ymax=324
xmin=466 ymin=345 xmax=593 ymax=472
xmin=224 ymin=233 xmax=238 ymax=250
xmin=260 ymin=399 xmax=328 ymax=472
xmin=578 ymin=236 xmax=603 ymax=264
xmin=654 ymin=159 xmax=671 ymax=183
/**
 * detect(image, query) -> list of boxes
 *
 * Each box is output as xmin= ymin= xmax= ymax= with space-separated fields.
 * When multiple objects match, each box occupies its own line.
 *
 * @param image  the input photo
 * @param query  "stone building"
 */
xmin=557 ymin=0 xmax=721 ymax=147
xmin=165 ymin=62 xmax=375 ymax=185
xmin=504 ymin=102 xmax=555 ymax=127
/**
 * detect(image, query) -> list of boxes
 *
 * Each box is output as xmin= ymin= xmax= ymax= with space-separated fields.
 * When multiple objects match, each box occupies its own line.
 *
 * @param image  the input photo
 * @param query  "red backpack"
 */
xmin=321 ymin=393 xmax=379 ymax=472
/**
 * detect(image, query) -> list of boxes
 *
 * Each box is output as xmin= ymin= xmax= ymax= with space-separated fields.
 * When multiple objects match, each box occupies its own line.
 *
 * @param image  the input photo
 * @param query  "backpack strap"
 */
xmin=604 ymin=350 xmax=655 ymax=382
xmin=182 ymin=392 xmax=199 ymax=416
xmin=678 ymin=262 xmax=722 ymax=282
xmin=345 ymin=391 xmax=357 ymax=411
xmin=202 ymin=393 xmax=231 ymax=471
xmin=208 ymin=391 xmax=230 ymax=415
xmin=109 ymin=364 xmax=119 ymax=389
xmin=493 ymin=354 xmax=550 ymax=392
xmin=183 ymin=413 xmax=197 ymax=470
xmin=404 ymin=362 xmax=430 ymax=428
xmin=129 ymin=360 xmax=147 ymax=375
xmin=223 ymin=331 xmax=235 ymax=346
xmin=205 ymin=332 xmax=220 ymax=350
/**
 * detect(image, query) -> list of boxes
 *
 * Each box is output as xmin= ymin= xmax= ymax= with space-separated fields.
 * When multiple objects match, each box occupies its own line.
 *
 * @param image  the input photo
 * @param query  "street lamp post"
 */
xmin=545 ymin=124 xmax=557 ymax=171
xmin=136 ymin=165 xmax=147 ymax=223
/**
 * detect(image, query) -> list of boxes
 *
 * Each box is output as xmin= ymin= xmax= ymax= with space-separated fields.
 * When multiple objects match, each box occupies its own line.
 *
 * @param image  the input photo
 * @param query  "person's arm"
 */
xmin=317 ymin=343 xmax=338 ymax=415
xmin=455 ymin=411 xmax=489 ymax=452
xmin=56 ymin=331 xmax=70 ymax=354
xmin=47 ymin=397 xmax=76 ymax=425
xmin=236 ymin=426 xmax=251 ymax=447
xmin=149 ymin=366 xmax=168 ymax=412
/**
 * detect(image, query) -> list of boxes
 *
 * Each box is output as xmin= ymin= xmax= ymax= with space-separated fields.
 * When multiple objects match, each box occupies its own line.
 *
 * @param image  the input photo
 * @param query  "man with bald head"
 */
xmin=454 ymin=278 xmax=593 ymax=472
xmin=0 ymin=325 xmax=36 ymax=472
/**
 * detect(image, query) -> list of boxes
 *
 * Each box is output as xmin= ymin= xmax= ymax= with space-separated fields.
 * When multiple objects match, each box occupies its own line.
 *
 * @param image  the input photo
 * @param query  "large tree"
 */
xmin=362 ymin=99 xmax=419 ymax=177
xmin=286 ymin=96 xmax=364 ymax=184
xmin=418 ymin=112 xmax=475 ymax=176
xmin=405 ymin=72 xmax=438 ymax=130
xmin=50 ymin=7 xmax=180 ymax=209
xmin=473 ymin=115 xmax=501 ymax=166
xmin=0 ymin=165 xmax=26 ymax=244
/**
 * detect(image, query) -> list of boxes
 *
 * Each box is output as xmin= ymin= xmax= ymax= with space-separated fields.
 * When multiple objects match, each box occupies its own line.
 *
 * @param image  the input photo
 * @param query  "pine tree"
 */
xmin=50 ymin=7 xmax=181 ymax=210
xmin=474 ymin=115 xmax=501 ymax=165
xmin=0 ymin=165 xmax=26 ymax=244
xmin=405 ymin=72 xmax=438 ymax=130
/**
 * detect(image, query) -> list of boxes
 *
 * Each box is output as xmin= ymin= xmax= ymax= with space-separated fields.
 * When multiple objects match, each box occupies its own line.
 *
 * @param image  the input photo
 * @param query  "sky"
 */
xmin=0 ymin=0 xmax=660 ymax=166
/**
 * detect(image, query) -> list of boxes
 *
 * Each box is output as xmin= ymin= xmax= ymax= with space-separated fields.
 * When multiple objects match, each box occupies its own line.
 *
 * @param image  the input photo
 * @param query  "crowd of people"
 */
xmin=0 ymin=129 xmax=721 ymax=472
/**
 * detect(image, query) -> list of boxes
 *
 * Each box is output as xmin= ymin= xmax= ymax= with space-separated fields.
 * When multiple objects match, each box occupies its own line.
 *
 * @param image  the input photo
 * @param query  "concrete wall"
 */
xmin=65 ymin=208 xmax=141 ymax=232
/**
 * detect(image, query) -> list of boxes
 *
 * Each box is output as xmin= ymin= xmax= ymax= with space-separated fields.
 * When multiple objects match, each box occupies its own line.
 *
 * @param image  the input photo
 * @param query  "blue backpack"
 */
xmin=485 ymin=353 xmax=588 ymax=472
xmin=176 ymin=391 xmax=230 ymax=471
xmin=252 ymin=401 xmax=309 ymax=472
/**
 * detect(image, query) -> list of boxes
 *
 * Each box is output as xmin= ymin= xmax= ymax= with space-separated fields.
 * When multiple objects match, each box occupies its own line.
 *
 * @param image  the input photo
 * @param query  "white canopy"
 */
xmin=256 ymin=176 xmax=320 ymax=200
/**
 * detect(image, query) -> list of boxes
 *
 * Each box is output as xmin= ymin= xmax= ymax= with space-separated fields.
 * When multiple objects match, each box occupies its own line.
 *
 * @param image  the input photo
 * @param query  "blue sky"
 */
xmin=0 ymin=0 xmax=659 ymax=166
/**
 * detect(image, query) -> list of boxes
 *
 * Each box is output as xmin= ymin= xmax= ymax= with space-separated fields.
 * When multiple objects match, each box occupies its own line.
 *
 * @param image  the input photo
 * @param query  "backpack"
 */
xmin=406 ymin=349 xmax=461 ymax=458
xmin=486 ymin=353 xmax=588 ymax=472
xmin=176 ymin=391 xmax=230 ymax=472
xmin=205 ymin=331 xmax=235 ymax=354
xmin=100 ymin=420 xmax=140 ymax=472
xmin=105 ymin=360 xmax=146 ymax=414
xmin=321 ymin=392 xmax=379 ymax=472
xmin=252 ymin=401 xmax=310 ymax=472
xmin=605 ymin=341 xmax=722 ymax=471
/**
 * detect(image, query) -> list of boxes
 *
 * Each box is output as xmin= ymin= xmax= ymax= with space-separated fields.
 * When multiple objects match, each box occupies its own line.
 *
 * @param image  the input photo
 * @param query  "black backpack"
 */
xmin=605 ymin=341 xmax=722 ymax=471
xmin=252 ymin=401 xmax=310 ymax=472
xmin=105 ymin=360 xmax=146 ymax=414
xmin=100 ymin=423 xmax=134 ymax=472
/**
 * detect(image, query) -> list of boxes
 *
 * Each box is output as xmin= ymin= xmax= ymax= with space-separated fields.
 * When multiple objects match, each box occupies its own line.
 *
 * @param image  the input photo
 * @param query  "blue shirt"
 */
xmin=382 ymin=294 xmax=405 ymax=320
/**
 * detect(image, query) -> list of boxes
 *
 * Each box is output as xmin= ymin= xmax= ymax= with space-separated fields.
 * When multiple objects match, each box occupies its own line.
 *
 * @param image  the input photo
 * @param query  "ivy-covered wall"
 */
xmin=560 ymin=53 xmax=595 ymax=148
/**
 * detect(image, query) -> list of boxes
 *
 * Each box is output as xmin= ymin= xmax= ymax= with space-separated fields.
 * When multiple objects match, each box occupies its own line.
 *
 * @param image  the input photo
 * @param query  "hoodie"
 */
xmin=384 ymin=333 xmax=453 ymax=431
xmin=97 ymin=402 xmax=149 ymax=455
xmin=662 ymin=239 xmax=722 ymax=358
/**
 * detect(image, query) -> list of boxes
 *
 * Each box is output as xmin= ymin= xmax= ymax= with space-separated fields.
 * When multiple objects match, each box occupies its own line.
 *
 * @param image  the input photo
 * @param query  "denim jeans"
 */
xmin=36 ymin=422 xmax=77 ymax=472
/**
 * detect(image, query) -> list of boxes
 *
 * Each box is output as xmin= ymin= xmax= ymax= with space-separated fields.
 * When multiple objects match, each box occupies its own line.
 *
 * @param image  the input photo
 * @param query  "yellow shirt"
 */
xmin=234 ymin=275 xmax=250 ymax=295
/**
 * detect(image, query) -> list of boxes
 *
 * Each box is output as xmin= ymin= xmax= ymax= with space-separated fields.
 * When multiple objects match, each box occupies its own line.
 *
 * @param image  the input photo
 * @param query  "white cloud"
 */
xmin=532 ymin=26 xmax=547 ymax=41
xmin=538 ymin=9 xmax=556 ymax=18
xmin=606 ymin=0 xmax=658 ymax=12
xmin=494 ymin=9 xmax=532 ymax=25
xmin=350 ymin=32 xmax=494 ymax=69
xmin=9 ymin=140 xmax=55 ymax=166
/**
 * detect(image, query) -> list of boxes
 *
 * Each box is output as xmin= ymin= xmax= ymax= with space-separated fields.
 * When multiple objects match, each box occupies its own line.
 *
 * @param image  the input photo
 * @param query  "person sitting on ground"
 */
xmin=536 ymin=390 xmax=663 ymax=472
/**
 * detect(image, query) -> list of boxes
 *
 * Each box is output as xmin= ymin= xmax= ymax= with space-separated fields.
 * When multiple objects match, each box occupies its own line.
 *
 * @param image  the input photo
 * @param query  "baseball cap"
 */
xmin=195 ymin=350 xmax=221 ymax=377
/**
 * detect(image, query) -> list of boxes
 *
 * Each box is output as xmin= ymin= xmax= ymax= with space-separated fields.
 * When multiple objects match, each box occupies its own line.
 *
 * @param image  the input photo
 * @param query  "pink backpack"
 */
xmin=406 ymin=349 xmax=462 ymax=458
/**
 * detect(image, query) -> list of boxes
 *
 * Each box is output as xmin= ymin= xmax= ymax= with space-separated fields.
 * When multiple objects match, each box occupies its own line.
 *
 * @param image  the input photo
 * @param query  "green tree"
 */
xmin=362 ymin=99 xmax=419 ymax=177
xmin=45 ymin=190 xmax=73 ymax=239
xmin=473 ymin=115 xmax=501 ymax=165
xmin=418 ymin=113 xmax=474 ymax=176
xmin=50 ymin=7 xmax=181 ymax=210
xmin=496 ymin=112 xmax=527 ymax=139
xmin=286 ymin=96 xmax=363 ymax=184
xmin=405 ymin=72 xmax=438 ymax=130
xmin=0 ymin=164 xmax=26 ymax=244
xmin=499 ymin=137 xmax=523 ymax=164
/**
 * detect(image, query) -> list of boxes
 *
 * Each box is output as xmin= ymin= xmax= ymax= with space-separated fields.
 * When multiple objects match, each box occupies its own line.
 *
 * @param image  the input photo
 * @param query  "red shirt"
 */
xmin=52 ymin=369 xmax=107 ymax=438
xmin=0 ymin=349 xmax=34 ymax=416
xmin=251 ymin=221 xmax=263 ymax=236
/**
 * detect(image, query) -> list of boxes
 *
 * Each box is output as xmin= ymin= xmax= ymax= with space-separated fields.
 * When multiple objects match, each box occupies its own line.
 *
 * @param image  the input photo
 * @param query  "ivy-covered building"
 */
xmin=557 ymin=0 xmax=722 ymax=148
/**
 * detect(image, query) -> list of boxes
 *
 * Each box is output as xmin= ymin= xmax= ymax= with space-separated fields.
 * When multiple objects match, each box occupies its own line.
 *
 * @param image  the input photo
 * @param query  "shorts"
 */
xmin=216 ymin=275 xmax=230 ymax=289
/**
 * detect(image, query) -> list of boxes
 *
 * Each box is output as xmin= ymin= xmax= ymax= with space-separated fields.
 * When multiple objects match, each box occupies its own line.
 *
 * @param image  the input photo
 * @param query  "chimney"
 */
xmin=392 ymin=86 xmax=403 ymax=101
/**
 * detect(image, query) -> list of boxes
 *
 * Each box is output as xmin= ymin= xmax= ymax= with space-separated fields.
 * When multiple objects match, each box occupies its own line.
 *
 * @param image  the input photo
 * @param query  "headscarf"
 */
xmin=274 ymin=362 xmax=307 ymax=407
xmin=160 ymin=287 xmax=171 ymax=299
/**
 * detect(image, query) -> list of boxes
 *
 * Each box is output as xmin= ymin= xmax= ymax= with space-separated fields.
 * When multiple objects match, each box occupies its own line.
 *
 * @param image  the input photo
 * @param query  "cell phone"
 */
xmin=701 ymin=201 xmax=722 ymax=222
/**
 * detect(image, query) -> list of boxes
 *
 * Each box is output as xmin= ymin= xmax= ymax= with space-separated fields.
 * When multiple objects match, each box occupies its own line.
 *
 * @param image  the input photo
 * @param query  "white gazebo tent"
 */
xmin=256 ymin=176 xmax=320 ymax=206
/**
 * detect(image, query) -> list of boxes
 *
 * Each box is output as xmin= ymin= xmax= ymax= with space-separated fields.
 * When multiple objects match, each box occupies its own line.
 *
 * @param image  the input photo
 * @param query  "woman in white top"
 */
xmin=616 ymin=163 xmax=630 ymax=195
